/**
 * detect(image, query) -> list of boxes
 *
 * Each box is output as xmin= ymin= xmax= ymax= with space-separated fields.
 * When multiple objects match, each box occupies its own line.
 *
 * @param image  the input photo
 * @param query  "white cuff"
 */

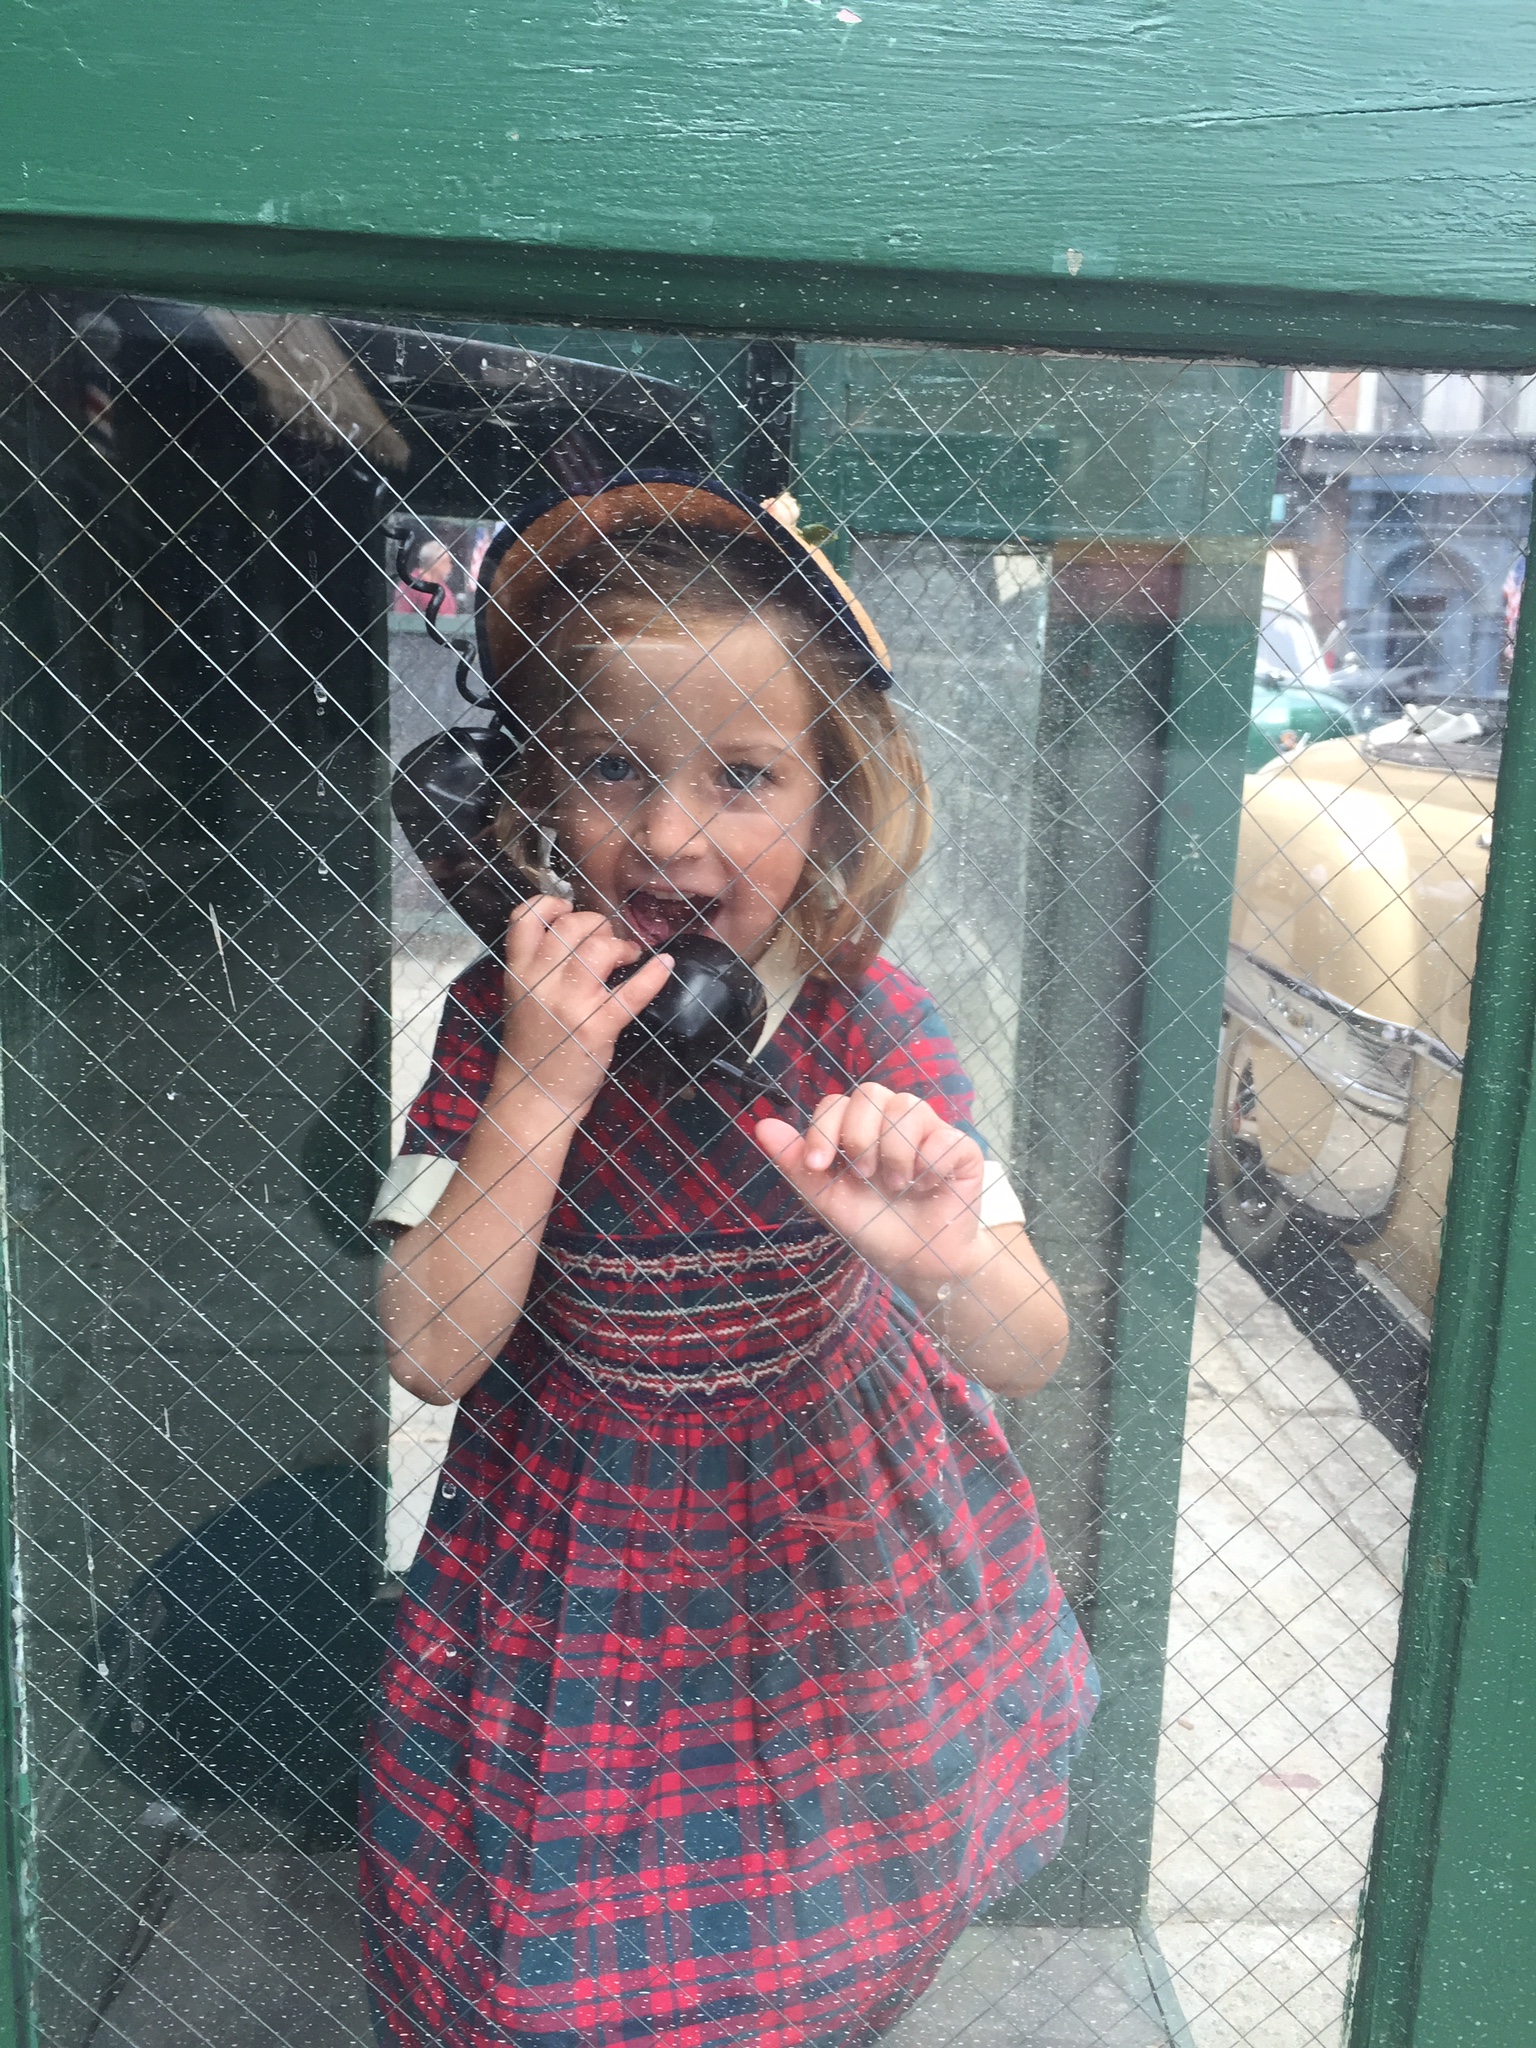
xmin=978 ymin=1157 xmax=1026 ymax=1229
xmin=371 ymin=1152 xmax=458 ymax=1230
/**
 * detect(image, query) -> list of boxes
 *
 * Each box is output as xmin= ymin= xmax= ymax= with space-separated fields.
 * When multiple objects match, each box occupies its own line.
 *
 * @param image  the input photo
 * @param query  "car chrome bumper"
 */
xmin=1223 ymin=946 xmax=1463 ymax=1225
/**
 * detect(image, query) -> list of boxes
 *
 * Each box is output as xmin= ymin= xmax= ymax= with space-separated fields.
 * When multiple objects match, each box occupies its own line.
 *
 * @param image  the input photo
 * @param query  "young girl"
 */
xmin=360 ymin=474 xmax=1098 ymax=2048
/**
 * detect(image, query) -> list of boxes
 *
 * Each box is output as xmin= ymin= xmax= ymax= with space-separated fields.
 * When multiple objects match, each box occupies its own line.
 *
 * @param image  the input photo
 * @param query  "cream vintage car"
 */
xmin=1209 ymin=704 xmax=1500 ymax=1327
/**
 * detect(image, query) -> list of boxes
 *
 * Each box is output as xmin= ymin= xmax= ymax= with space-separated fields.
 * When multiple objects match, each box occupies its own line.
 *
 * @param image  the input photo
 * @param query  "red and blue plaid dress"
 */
xmin=360 ymin=953 xmax=1098 ymax=2048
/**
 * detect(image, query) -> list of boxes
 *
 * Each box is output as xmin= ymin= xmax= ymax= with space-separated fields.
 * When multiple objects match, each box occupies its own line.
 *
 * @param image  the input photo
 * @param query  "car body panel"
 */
xmin=1225 ymin=733 xmax=1494 ymax=1317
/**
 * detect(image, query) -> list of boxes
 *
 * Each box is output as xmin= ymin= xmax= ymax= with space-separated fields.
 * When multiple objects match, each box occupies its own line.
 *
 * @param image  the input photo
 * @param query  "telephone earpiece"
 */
xmin=392 ymin=730 xmax=794 ymax=1113
xmin=391 ymin=726 xmax=533 ymax=948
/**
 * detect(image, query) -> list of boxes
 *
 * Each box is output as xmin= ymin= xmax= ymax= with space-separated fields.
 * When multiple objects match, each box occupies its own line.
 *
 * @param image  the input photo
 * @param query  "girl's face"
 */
xmin=545 ymin=607 xmax=825 ymax=964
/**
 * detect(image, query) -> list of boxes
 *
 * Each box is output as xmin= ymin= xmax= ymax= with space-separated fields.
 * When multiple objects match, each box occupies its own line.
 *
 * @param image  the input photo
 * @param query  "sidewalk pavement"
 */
xmin=1148 ymin=1233 xmax=1414 ymax=2047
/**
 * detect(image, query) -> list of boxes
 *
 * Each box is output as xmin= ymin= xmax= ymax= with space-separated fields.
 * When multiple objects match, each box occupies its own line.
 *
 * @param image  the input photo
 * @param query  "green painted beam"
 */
xmin=1413 ymin=1108 xmax=1536 ymax=2036
xmin=4 ymin=218 xmax=1536 ymax=375
xmin=4 ymin=2 xmax=1536 ymax=316
xmin=0 ymin=1238 xmax=29 ymax=2048
xmin=1347 ymin=491 xmax=1536 ymax=2048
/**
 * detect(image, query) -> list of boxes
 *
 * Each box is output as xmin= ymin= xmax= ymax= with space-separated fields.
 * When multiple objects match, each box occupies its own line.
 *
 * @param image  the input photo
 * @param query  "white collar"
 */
xmin=750 ymin=926 xmax=809 ymax=1058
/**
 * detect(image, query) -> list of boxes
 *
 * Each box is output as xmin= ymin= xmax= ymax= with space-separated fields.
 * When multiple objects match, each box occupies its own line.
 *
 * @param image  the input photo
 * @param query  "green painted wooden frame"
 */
xmin=3 ymin=5 xmax=1536 ymax=2042
xmin=4 ymin=0 xmax=1536 ymax=361
xmin=6 ymin=217 xmax=1536 ymax=372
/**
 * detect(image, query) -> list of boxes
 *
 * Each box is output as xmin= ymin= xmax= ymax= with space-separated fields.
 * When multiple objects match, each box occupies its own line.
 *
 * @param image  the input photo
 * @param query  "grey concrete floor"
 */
xmin=97 ymin=1852 xmax=1182 ymax=2048
xmin=95 ymin=1847 xmax=369 ymax=2048
xmin=881 ymin=1927 xmax=1185 ymax=2048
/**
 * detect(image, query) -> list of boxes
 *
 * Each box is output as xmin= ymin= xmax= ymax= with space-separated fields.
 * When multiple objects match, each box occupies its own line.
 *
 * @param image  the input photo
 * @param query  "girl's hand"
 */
xmin=752 ymin=1083 xmax=988 ymax=1292
xmin=499 ymin=895 xmax=673 ymax=1117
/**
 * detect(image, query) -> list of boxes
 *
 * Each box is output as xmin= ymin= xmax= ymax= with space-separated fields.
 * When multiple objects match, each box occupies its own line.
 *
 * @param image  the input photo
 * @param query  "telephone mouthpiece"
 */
xmin=615 ymin=934 xmax=767 ymax=1086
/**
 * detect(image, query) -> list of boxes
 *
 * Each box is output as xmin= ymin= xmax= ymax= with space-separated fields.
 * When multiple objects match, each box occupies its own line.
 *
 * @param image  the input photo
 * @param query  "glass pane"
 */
xmin=0 ymin=297 xmax=1512 ymax=2048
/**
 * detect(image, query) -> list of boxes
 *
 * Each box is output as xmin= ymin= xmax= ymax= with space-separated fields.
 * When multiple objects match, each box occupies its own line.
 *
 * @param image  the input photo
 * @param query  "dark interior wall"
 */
xmin=0 ymin=295 xmax=731 ymax=2041
xmin=0 ymin=295 xmax=391 ymax=2041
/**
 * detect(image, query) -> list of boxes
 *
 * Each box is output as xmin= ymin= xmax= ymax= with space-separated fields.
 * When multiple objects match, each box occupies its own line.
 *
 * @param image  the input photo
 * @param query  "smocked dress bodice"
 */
xmin=389 ymin=948 xmax=983 ymax=1402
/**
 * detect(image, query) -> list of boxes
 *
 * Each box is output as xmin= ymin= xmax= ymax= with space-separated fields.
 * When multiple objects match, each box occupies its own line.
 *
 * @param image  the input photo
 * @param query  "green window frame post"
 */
xmin=1348 ymin=486 xmax=1536 ymax=2048
xmin=1068 ymin=534 xmax=1270 ymax=1924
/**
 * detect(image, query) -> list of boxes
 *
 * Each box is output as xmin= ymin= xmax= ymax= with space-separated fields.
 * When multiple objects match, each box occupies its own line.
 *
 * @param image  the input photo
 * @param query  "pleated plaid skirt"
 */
xmin=359 ymin=954 xmax=1098 ymax=2048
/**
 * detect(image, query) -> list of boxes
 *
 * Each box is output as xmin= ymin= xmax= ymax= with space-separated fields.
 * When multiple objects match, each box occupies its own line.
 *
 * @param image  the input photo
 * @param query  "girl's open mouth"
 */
xmin=624 ymin=888 xmax=720 ymax=950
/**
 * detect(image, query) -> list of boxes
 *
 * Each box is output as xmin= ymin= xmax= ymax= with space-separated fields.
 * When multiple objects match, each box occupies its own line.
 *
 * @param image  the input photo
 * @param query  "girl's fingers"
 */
xmin=509 ymin=899 xmax=598 ymax=975
xmin=522 ymin=913 xmax=632 ymax=992
xmin=788 ymin=1086 xmax=975 ymax=1196
xmin=568 ymin=927 xmax=642 ymax=984
xmin=507 ymin=891 xmax=575 ymax=948
xmin=605 ymin=950 xmax=674 ymax=1022
xmin=824 ymin=1084 xmax=926 ymax=1185
xmin=750 ymin=1116 xmax=800 ymax=1165
xmin=874 ymin=1111 xmax=923 ymax=1194
xmin=545 ymin=912 xmax=624 ymax=963
xmin=750 ymin=1119 xmax=836 ymax=1203
xmin=802 ymin=1094 xmax=851 ymax=1175
xmin=912 ymin=1117 xmax=979 ymax=1192
xmin=867 ymin=1091 xmax=932 ymax=1192
xmin=802 ymin=1087 xmax=926 ymax=1181
xmin=834 ymin=1087 xmax=889 ymax=1177
xmin=510 ymin=893 xmax=572 ymax=928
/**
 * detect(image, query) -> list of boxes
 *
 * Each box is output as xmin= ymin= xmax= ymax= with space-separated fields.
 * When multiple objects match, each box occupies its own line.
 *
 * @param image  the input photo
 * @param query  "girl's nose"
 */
xmin=632 ymin=780 xmax=713 ymax=864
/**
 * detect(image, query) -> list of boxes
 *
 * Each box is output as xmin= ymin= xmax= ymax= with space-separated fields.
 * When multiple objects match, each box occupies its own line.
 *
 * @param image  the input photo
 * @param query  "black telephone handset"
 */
xmin=391 ymin=729 xmax=799 ymax=1116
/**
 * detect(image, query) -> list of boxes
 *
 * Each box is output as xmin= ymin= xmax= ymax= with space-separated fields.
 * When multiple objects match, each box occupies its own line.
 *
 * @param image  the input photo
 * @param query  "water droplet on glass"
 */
xmin=314 ymin=680 xmax=329 ymax=707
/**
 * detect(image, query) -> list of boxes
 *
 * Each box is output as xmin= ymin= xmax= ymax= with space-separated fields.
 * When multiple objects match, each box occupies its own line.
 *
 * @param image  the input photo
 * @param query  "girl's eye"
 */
xmin=720 ymin=760 xmax=772 ymax=792
xmin=585 ymin=753 xmax=636 ymax=785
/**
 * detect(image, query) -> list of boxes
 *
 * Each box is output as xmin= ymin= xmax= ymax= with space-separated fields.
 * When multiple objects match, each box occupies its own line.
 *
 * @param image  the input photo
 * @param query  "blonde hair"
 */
xmin=486 ymin=515 xmax=930 ymax=983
